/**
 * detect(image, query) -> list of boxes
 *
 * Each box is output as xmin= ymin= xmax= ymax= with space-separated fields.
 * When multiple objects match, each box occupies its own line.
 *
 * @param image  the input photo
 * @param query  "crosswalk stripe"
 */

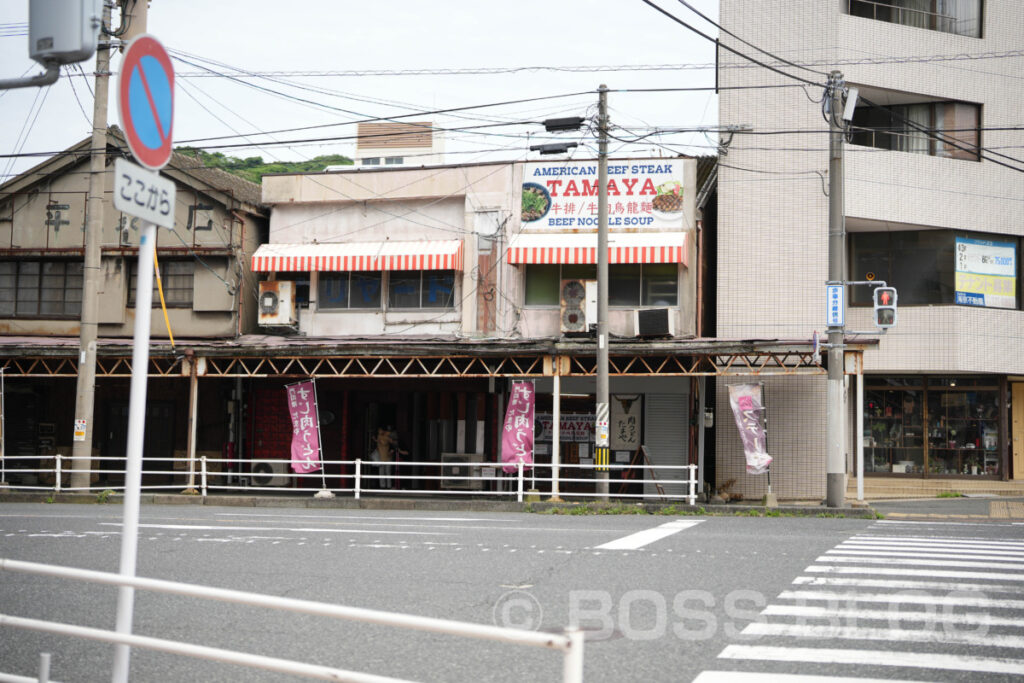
xmin=762 ymin=604 xmax=1022 ymax=627
xmin=778 ymin=590 xmax=1024 ymax=609
xmin=802 ymin=565 xmax=1024 ymax=581
xmin=692 ymin=672 xmax=916 ymax=683
xmin=718 ymin=645 xmax=1024 ymax=675
xmin=840 ymin=541 xmax=1024 ymax=555
xmin=792 ymin=576 xmax=1024 ymax=593
xmin=851 ymin=535 xmax=1024 ymax=548
xmin=815 ymin=555 xmax=1024 ymax=570
xmin=826 ymin=549 xmax=1024 ymax=562
xmin=742 ymin=622 xmax=1024 ymax=648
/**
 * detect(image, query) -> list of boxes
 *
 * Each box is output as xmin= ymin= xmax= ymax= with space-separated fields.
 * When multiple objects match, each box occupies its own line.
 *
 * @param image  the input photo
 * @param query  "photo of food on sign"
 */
xmin=520 ymin=160 xmax=688 ymax=229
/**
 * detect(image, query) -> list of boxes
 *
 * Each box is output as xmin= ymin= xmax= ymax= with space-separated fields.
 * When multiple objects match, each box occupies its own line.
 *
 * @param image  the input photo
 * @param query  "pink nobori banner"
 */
xmin=287 ymin=380 xmax=322 ymax=474
xmin=727 ymin=384 xmax=772 ymax=475
xmin=501 ymin=381 xmax=535 ymax=474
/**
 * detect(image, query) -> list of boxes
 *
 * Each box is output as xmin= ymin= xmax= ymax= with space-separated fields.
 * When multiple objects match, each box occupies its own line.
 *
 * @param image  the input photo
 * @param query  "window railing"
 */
xmin=847 ymin=0 xmax=979 ymax=38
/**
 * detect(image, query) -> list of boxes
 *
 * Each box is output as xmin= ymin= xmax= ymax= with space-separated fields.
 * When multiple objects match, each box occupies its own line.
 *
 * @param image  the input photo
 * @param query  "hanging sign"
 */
xmin=501 ymin=381 xmax=535 ymax=473
xmin=954 ymin=236 xmax=1017 ymax=309
xmin=286 ymin=380 xmax=322 ymax=474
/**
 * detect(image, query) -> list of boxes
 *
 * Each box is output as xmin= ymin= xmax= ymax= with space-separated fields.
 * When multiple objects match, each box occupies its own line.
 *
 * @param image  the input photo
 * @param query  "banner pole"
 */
xmin=311 ymin=378 xmax=333 ymax=499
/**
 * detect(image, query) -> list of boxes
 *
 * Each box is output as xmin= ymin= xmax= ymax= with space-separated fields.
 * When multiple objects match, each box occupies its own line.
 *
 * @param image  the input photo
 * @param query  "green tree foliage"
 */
xmin=175 ymin=147 xmax=353 ymax=183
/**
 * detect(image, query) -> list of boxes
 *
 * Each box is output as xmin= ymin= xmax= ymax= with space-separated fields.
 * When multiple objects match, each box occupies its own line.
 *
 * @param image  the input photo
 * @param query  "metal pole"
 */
xmin=550 ymin=361 xmax=561 ymax=501
xmin=0 ymin=366 xmax=7 ymax=487
xmin=183 ymin=355 xmax=198 ymax=494
xmin=596 ymin=84 xmax=610 ymax=500
xmin=312 ymin=379 xmax=334 ymax=499
xmin=354 ymin=459 xmax=361 ymax=500
xmin=71 ymin=0 xmax=112 ymax=490
xmin=826 ymin=71 xmax=847 ymax=508
xmin=111 ymin=220 xmax=157 ymax=683
xmin=856 ymin=369 xmax=864 ymax=502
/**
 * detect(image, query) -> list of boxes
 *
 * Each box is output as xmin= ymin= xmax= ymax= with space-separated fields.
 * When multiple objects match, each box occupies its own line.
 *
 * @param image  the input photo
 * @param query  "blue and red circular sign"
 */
xmin=118 ymin=35 xmax=174 ymax=170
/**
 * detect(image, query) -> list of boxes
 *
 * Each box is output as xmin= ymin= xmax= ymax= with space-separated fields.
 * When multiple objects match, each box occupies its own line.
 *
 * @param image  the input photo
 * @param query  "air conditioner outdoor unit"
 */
xmin=258 ymin=281 xmax=296 ymax=326
xmin=441 ymin=452 xmax=485 ymax=490
xmin=560 ymin=279 xmax=597 ymax=335
xmin=250 ymin=460 xmax=289 ymax=487
xmin=634 ymin=308 xmax=675 ymax=338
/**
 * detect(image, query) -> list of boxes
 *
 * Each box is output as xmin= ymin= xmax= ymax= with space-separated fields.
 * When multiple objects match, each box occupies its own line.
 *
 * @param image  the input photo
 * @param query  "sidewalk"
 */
xmin=846 ymin=476 xmax=1024 ymax=501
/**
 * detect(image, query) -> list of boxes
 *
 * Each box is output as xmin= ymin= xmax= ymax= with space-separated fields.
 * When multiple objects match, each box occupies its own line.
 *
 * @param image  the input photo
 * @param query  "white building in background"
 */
xmin=348 ymin=121 xmax=446 ymax=168
xmin=717 ymin=0 xmax=1024 ymax=499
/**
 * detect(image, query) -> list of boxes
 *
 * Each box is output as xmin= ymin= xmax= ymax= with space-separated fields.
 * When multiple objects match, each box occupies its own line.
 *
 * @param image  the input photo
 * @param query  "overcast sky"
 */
xmin=0 ymin=0 xmax=721 ymax=179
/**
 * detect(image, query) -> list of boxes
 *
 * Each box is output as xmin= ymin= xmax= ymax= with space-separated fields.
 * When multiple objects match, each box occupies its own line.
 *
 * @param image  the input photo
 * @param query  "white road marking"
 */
xmin=838 ymin=543 xmax=1024 ymax=556
xmin=806 ymin=565 xmax=1024 ymax=581
xmin=827 ymin=548 xmax=1024 ymax=562
xmin=874 ymin=520 xmax=1015 ymax=527
xmin=718 ymin=645 xmax=1024 ymax=675
xmin=595 ymin=519 xmax=704 ymax=550
xmin=98 ymin=523 xmax=448 ymax=536
xmin=742 ymin=622 xmax=1024 ymax=648
xmin=215 ymin=513 xmax=513 ymax=522
xmin=693 ymin=672 xmax=927 ymax=683
xmin=850 ymin=535 xmax=1024 ymax=548
xmin=815 ymin=555 xmax=1024 ymax=570
xmin=763 ymin=604 xmax=1020 ymax=627
xmin=778 ymin=590 xmax=1024 ymax=609
xmin=792 ymin=576 xmax=1024 ymax=593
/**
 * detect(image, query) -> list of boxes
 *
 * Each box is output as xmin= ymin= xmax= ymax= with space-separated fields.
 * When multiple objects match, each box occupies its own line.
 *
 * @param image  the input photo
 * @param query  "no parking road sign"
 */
xmin=118 ymin=34 xmax=174 ymax=170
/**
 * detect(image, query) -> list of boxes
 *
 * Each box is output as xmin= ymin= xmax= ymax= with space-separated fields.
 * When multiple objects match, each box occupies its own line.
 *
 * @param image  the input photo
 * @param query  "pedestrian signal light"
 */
xmin=873 ymin=286 xmax=897 ymax=328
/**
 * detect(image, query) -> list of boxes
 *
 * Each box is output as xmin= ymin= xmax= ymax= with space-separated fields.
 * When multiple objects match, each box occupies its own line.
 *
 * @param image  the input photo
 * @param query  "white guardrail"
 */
xmin=0 ymin=558 xmax=583 ymax=683
xmin=0 ymin=455 xmax=700 ymax=504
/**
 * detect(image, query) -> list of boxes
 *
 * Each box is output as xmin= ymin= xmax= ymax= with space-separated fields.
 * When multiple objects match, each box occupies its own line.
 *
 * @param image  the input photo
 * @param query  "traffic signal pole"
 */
xmin=826 ymin=71 xmax=846 ymax=508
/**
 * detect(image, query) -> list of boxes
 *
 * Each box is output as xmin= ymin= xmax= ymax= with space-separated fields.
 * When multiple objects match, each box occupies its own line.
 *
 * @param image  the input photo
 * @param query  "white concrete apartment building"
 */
xmin=717 ymin=0 xmax=1023 ymax=499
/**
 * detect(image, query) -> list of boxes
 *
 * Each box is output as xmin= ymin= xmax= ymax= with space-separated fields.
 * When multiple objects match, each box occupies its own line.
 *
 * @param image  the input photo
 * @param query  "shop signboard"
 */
xmin=955 ymin=236 xmax=1017 ymax=309
xmin=521 ymin=159 xmax=688 ymax=231
xmin=535 ymin=414 xmax=595 ymax=442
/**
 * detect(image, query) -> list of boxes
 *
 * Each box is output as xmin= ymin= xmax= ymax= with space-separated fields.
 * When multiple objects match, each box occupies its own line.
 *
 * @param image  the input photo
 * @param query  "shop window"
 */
xmin=850 ymin=99 xmax=980 ymax=160
xmin=0 ymin=260 xmax=83 ymax=318
xmin=388 ymin=270 xmax=455 ymax=309
xmin=318 ymin=272 xmax=381 ymax=309
xmin=524 ymin=264 xmax=678 ymax=307
xmin=850 ymin=230 xmax=1019 ymax=309
xmin=129 ymin=259 xmax=194 ymax=307
xmin=864 ymin=376 xmax=1001 ymax=476
xmin=847 ymin=0 xmax=982 ymax=38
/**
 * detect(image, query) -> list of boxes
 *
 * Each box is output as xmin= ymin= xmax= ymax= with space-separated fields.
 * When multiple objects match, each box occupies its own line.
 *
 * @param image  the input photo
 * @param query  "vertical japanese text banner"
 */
xmin=727 ymin=384 xmax=772 ymax=475
xmin=501 ymin=381 xmax=535 ymax=473
xmin=286 ymin=380 xmax=322 ymax=474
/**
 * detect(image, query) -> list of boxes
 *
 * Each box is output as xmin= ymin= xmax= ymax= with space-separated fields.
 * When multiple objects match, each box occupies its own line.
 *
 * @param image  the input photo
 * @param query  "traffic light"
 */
xmin=873 ymin=286 xmax=897 ymax=328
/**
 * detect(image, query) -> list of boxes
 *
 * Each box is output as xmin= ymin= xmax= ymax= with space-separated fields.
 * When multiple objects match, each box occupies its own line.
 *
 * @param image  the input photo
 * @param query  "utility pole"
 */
xmin=70 ymin=0 xmax=112 ymax=490
xmin=826 ymin=70 xmax=846 ymax=508
xmin=595 ymin=85 xmax=610 ymax=499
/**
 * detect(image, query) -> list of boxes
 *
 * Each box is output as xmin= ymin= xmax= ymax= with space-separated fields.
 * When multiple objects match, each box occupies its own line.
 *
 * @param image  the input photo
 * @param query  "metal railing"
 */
xmin=847 ymin=0 xmax=975 ymax=37
xmin=0 ymin=454 xmax=701 ymax=504
xmin=0 ymin=558 xmax=583 ymax=682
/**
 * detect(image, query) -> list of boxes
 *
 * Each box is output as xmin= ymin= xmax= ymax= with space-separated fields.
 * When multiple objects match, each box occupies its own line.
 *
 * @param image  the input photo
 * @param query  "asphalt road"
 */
xmin=1 ymin=503 xmax=1023 ymax=682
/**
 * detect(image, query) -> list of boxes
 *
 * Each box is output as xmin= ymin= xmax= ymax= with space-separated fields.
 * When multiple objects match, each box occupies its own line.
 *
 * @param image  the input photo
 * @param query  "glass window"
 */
xmin=850 ymin=99 xmax=980 ymax=160
xmin=850 ymin=230 xmax=965 ymax=306
xmin=318 ymin=273 xmax=350 ymax=309
xmin=423 ymin=271 xmax=455 ymax=308
xmin=847 ymin=0 xmax=982 ymax=38
xmin=275 ymin=271 xmax=310 ymax=308
xmin=129 ymin=260 xmax=194 ymax=307
xmin=361 ymin=157 xmax=381 ymax=166
xmin=524 ymin=263 xmax=678 ymax=307
xmin=387 ymin=270 xmax=456 ymax=309
xmin=350 ymin=272 xmax=382 ymax=308
xmin=384 ymin=156 xmax=404 ymax=165
xmin=389 ymin=271 xmax=421 ymax=309
xmin=0 ymin=260 xmax=83 ymax=317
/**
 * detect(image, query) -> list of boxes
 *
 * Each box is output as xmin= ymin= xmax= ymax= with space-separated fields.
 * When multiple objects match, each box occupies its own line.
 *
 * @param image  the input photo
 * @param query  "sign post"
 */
xmin=111 ymin=34 xmax=174 ymax=683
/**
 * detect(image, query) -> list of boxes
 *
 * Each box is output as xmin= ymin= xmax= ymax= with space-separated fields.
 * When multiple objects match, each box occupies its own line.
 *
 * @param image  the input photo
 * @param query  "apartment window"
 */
xmin=524 ymin=264 xmax=678 ymax=307
xmin=847 ymin=0 xmax=982 ymax=37
xmin=850 ymin=100 xmax=980 ymax=160
xmin=360 ymin=157 xmax=381 ymax=166
xmin=384 ymin=156 xmax=404 ymax=165
xmin=318 ymin=272 xmax=382 ymax=309
xmin=128 ymin=260 xmax=194 ymax=307
xmin=850 ymin=230 xmax=1019 ymax=309
xmin=388 ymin=270 xmax=455 ymax=309
xmin=0 ymin=260 xmax=83 ymax=318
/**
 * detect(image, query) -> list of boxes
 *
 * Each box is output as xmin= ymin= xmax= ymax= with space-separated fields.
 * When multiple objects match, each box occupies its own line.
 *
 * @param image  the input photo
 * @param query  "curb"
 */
xmin=0 ymin=491 xmax=880 ymax=518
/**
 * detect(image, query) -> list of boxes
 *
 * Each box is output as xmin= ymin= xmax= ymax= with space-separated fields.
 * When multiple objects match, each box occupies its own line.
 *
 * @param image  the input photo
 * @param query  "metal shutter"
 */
xmin=643 ymin=394 xmax=688 ymax=498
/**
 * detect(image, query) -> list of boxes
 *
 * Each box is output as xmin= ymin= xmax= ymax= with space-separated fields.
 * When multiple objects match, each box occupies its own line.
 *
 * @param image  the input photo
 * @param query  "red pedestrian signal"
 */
xmin=873 ymin=287 xmax=898 ymax=329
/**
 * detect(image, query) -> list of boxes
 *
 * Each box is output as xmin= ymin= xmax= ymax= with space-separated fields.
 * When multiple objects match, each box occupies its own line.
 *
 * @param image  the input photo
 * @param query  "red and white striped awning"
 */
xmin=251 ymin=240 xmax=464 ymax=272
xmin=507 ymin=232 xmax=687 ymax=266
